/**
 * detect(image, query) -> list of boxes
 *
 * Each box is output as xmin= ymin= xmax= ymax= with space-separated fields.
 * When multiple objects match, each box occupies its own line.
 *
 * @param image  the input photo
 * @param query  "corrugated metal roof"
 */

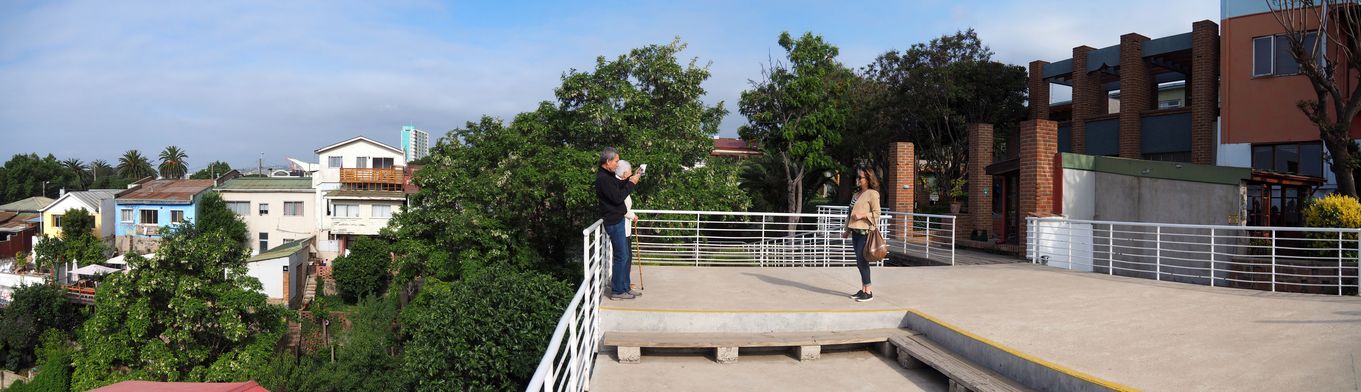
xmin=0 ymin=212 xmax=38 ymax=232
xmin=41 ymin=190 xmax=118 ymax=213
xmin=324 ymin=190 xmax=405 ymax=200
xmin=116 ymin=180 xmax=215 ymax=204
xmin=218 ymin=178 xmax=313 ymax=191
xmin=0 ymin=196 xmax=55 ymax=212
xmin=247 ymin=237 xmax=312 ymax=262
xmin=314 ymin=136 xmax=403 ymax=155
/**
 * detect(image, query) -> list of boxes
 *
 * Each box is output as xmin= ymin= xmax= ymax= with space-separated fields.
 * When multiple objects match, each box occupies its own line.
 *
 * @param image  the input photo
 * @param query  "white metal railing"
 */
xmin=526 ymin=220 xmax=608 ymax=392
xmin=818 ymin=205 xmax=957 ymax=266
xmin=1027 ymin=216 xmax=1361 ymax=296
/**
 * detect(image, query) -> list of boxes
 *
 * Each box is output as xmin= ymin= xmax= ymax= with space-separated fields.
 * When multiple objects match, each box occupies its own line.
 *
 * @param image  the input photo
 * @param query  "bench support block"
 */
xmin=797 ymin=345 xmax=821 ymax=361
xmin=617 ymin=346 xmax=641 ymax=364
xmin=716 ymin=347 xmax=738 ymax=363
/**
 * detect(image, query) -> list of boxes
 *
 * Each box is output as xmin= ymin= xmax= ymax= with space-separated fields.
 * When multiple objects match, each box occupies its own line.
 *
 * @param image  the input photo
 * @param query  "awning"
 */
xmin=105 ymin=253 xmax=153 ymax=265
xmin=69 ymin=264 xmax=120 ymax=281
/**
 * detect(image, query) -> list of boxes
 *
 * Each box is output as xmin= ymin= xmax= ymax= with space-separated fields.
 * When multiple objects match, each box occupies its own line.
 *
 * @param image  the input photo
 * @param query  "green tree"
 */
xmin=738 ymin=32 xmax=853 ymax=217
xmin=190 ymin=161 xmax=233 ymax=180
xmin=0 ymin=153 xmax=78 ymax=202
xmin=331 ymin=237 xmax=391 ymax=303
xmin=61 ymin=158 xmax=89 ymax=191
xmin=864 ymin=29 xmax=1026 ymax=199
xmin=399 ymin=269 xmax=571 ymax=391
xmin=117 ymin=150 xmax=155 ymax=180
xmin=72 ymin=214 xmax=284 ymax=388
xmin=194 ymin=192 xmax=248 ymax=245
xmin=3 ymin=330 xmax=75 ymax=392
xmin=0 ymin=284 xmax=81 ymax=372
xmin=158 ymin=146 xmax=189 ymax=180
xmin=56 ymin=208 xmax=95 ymax=240
xmin=34 ymin=208 xmax=109 ymax=270
xmin=88 ymin=159 xmax=131 ymax=190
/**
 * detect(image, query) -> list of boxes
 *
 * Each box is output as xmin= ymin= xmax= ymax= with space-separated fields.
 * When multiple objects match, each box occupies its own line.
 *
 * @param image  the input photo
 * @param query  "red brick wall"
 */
xmin=967 ymin=124 xmax=994 ymax=236
xmin=1028 ymin=61 xmax=1050 ymax=120
xmin=1119 ymin=33 xmax=1151 ymax=159
xmin=1019 ymin=120 xmax=1058 ymax=253
xmin=886 ymin=142 xmax=915 ymax=240
xmin=1191 ymin=20 xmax=1219 ymax=165
xmin=1070 ymin=46 xmax=1097 ymax=154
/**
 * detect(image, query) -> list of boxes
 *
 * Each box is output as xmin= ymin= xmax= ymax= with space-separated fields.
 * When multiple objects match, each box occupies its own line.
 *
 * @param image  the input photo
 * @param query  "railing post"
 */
xmin=694 ymin=213 xmax=700 ymax=266
xmin=950 ymin=216 xmax=956 ymax=266
xmin=1214 ymin=225 xmax=1224 ymax=288
xmin=1108 ymin=223 xmax=1115 ymax=276
xmin=925 ymin=216 xmax=931 ymax=260
xmin=1155 ymin=226 xmax=1162 ymax=281
xmin=1270 ymin=229 xmax=1277 ymax=292
xmin=1067 ymin=221 xmax=1073 ymax=270
xmin=760 ymin=216 xmax=767 ymax=268
xmin=1339 ymin=230 xmax=1344 ymax=296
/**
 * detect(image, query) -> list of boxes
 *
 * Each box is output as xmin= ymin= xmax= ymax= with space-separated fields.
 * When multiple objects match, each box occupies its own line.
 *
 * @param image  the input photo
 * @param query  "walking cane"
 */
xmin=632 ymin=219 xmax=644 ymax=290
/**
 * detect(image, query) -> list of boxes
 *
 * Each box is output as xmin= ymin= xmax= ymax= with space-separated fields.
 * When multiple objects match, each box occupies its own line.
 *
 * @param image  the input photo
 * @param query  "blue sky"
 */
xmin=0 ymin=0 xmax=1216 ymax=172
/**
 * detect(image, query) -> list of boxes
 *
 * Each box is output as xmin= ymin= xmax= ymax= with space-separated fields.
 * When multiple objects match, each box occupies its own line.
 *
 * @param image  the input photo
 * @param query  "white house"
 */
xmin=37 ymin=189 xmax=119 ymax=241
xmin=217 ymin=177 xmax=317 ymax=255
xmin=245 ymin=237 xmax=310 ymax=309
xmin=306 ymin=136 xmax=407 ymax=260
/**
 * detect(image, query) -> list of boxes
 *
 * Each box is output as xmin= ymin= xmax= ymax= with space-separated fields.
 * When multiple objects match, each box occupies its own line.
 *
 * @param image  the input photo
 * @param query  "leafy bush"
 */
xmin=4 ymin=329 xmax=74 ymax=392
xmin=331 ymin=237 xmax=391 ymax=303
xmin=0 ymin=284 xmax=81 ymax=372
xmin=399 ymin=268 xmax=572 ymax=391
xmin=1303 ymin=194 xmax=1361 ymax=230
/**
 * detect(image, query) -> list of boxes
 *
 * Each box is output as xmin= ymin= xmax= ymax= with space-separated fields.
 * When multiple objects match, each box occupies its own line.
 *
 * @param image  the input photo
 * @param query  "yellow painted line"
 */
xmin=907 ymin=309 xmax=1139 ymax=392
xmin=599 ymin=306 xmax=912 ymax=314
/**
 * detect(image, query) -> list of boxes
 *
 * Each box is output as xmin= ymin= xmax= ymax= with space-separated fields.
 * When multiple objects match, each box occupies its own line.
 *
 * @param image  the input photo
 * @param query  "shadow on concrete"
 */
xmin=1255 ymin=317 xmax=1361 ymax=324
xmin=742 ymin=272 xmax=850 ymax=297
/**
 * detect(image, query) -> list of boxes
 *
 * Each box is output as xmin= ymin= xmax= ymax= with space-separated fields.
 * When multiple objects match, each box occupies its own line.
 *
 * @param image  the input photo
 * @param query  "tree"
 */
xmin=864 ymin=29 xmax=1026 ymax=199
xmin=738 ymin=32 xmax=853 ymax=219
xmin=0 ymin=153 xmax=78 ymax=203
xmin=34 ymin=208 xmax=109 ymax=270
xmin=0 ymin=284 xmax=81 ymax=372
xmin=190 ymin=161 xmax=233 ymax=180
xmin=158 ymin=146 xmax=189 ymax=180
xmin=194 ymin=192 xmax=248 ymax=245
xmin=1269 ymin=0 xmax=1361 ymax=196
xmin=3 ymin=330 xmax=75 ymax=392
xmin=399 ymin=269 xmax=571 ymax=391
xmin=331 ymin=237 xmax=391 ymax=303
xmin=117 ymin=150 xmax=155 ymax=180
xmin=72 ymin=216 xmax=284 ymax=389
xmin=62 ymin=158 xmax=89 ymax=191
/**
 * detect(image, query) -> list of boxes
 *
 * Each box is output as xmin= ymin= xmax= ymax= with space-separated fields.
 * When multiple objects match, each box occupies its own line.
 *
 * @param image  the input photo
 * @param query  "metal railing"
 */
xmin=526 ymin=220 xmax=608 ymax=392
xmin=817 ymin=206 xmax=957 ymax=266
xmin=1027 ymin=216 xmax=1361 ymax=296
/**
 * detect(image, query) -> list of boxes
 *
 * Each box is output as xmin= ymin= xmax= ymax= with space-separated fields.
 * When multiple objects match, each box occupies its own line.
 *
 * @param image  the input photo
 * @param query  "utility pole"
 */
xmin=259 ymin=152 xmax=264 ymax=177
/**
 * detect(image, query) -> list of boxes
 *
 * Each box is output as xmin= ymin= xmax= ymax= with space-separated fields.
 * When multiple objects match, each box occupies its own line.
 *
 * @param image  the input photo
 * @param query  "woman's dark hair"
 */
xmin=858 ymin=168 xmax=880 ymax=191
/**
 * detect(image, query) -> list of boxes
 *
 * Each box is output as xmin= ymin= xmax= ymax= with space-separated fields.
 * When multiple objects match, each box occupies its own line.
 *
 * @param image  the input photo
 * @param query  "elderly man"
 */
xmin=597 ymin=147 xmax=642 ymax=300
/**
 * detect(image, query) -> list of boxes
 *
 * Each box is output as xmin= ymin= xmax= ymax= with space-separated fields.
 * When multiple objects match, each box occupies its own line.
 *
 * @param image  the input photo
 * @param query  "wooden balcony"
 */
xmin=340 ymin=167 xmax=404 ymax=185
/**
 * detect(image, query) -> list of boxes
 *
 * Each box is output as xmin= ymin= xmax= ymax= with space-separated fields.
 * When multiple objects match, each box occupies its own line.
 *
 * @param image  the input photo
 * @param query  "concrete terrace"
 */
xmin=595 ymin=263 xmax=1361 ymax=391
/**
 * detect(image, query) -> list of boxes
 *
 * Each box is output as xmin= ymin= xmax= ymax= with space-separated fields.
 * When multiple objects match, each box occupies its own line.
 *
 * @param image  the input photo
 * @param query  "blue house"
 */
xmin=114 ymin=179 xmax=215 ymax=252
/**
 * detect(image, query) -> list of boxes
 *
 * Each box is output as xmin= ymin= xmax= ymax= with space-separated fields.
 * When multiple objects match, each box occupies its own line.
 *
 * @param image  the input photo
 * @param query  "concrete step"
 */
xmin=890 ymin=332 xmax=1032 ymax=392
xmin=603 ymin=328 xmax=912 ymax=364
xmin=601 ymin=306 xmax=910 ymax=334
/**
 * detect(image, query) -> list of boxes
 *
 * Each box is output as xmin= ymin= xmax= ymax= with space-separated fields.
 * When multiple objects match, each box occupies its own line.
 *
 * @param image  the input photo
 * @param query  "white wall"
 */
xmin=245 ymin=250 xmax=305 ymax=307
xmin=314 ymin=140 xmax=407 ymax=184
xmin=321 ymin=199 xmax=402 ymax=236
xmin=220 ymin=190 xmax=317 ymax=254
xmin=1062 ymin=169 xmax=1097 ymax=221
xmin=0 ymin=272 xmax=46 ymax=303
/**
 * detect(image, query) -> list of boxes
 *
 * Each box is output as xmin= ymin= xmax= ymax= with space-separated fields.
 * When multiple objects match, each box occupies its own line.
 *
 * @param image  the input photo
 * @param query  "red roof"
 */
xmin=116 ymin=179 xmax=215 ymax=204
xmin=712 ymin=138 xmax=761 ymax=158
xmin=92 ymin=381 xmax=269 ymax=392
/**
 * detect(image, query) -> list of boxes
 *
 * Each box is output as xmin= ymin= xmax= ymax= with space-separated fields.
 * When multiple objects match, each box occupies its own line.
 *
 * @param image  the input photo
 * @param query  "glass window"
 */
xmin=120 ymin=209 xmax=133 ymax=223
xmin=171 ymin=210 xmax=184 ymax=224
xmin=333 ymin=204 xmax=359 ymax=218
xmin=328 ymin=156 xmax=343 ymax=168
xmin=373 ymin=157 xmax=394 ymax=169
xmin=355 ymin=157 xmax=369 ymax=169
xmin=1275 ymin=144 xmax=1299 ymax=173
xmin=52 ymin=215 xmax=62 ymax=228
xmin=140 ymin=210 xmax=158 ymax=225
xmin=259 ymin=203 xmax=269 ymax=216
xmin=372 ymin=204 xmax=392 ymax=219
xmin=1275 ymin=35 xmax=1300 ymax=75
xmin=1300 ymin=143 xmax=1324 ymax=177
xmin=1252 ymin=145 xmax=1273 ymax=170
xmin=226 ymin=201 xmax=250 ymax=216
xmin=284 ymin=201 xmax=303 ymax=216
xmin=1253 ymin=36 xmax=1274 ymax=77
xmin=259 ymin=232 xmax=269 ymax=251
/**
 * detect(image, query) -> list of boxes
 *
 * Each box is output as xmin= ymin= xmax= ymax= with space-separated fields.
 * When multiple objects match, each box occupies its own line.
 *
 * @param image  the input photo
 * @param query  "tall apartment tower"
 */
xmin=400 ymin=125 xmax=430 ymax=162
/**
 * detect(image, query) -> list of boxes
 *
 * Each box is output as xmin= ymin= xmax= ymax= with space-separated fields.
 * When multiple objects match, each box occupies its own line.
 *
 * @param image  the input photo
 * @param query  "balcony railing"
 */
xmin=340 ymin=167 xmax=403 ymax=184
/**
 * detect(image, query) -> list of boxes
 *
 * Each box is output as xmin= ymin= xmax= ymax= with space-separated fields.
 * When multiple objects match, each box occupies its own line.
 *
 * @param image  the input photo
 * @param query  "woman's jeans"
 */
xmin=605 ymin=221 xmax=632 ymax=295
xmin=851 ymin=231 xmax=871 ymax=286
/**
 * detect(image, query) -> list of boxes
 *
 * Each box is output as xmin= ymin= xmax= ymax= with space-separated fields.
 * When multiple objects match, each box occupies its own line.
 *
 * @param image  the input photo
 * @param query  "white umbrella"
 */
xmin=68 ymin=264 xmax=121 ymax=281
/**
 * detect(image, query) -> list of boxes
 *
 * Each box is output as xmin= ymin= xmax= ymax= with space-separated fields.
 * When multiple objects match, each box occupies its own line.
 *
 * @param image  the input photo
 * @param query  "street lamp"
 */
xmin=41 ymin=180 xmax=48 ymax=197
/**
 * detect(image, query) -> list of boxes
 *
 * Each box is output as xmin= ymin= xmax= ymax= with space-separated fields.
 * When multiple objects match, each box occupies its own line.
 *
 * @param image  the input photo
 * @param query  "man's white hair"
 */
xmin=615 ymin=160 xmax=632 ymax=178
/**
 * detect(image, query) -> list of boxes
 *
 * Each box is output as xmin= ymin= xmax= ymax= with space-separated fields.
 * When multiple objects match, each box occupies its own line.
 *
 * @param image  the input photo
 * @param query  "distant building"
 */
xmin=309 ymin=136 xmax=407 ymax=260
xmin=401 ymin=125 xmax=431 ymax=162
xmin=39 ymin=190 xmax=119 ymax=241
xmin=113 ymin=179 xmax=215 ymax=253
xmin=712 ymin=137 xmax=761 ymax=158
xmin=245 ymin=237 xmax=310 ymax=309
xmin=216 ymin=177 xmax=316 ymax=255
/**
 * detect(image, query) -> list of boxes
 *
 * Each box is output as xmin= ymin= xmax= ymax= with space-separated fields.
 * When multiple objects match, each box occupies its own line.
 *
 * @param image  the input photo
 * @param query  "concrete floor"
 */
xmin=601 ymin=264 xmax=1361 ymax=391
xmin=591 ymin=349 xmax=948 ymax=392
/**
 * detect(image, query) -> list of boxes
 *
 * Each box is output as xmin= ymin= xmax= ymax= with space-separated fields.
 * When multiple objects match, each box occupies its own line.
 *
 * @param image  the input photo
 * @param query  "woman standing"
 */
xmin=843 ymin=168 xmax=881 ymax=302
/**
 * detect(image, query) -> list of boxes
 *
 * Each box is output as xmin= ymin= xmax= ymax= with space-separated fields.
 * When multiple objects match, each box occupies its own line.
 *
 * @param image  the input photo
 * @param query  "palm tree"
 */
xmin=91 ymin=159 xmax=113 ymax=184
xmin=118 ymin=150 xmax=155 ymax=180
xmin=62 ymin=158 xmax=89 ymax=190
xmin=158 ymin=146 xmax=188 ymax=179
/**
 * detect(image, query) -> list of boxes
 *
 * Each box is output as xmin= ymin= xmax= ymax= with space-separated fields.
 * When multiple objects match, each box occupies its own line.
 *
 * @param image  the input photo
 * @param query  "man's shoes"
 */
xmin=849 ymin=290 xmax=865 ymax=299
xmin=609 ymin=292 xmax=637 ymax=301
xmin=855 ymin=292 xmax=874 ymax=302
xmin=628 ymin=289 xmax=643 ymax=296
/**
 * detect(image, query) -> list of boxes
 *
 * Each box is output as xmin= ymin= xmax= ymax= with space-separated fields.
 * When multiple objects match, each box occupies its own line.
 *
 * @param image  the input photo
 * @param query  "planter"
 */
xmin=949 ymin=202 xmax=962 ymax=214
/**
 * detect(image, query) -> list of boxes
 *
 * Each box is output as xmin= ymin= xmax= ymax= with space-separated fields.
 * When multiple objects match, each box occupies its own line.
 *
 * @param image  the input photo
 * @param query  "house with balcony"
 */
xmin=217 ymin=177 xmax=317 ymax=255
xmin=309 ymin=136 xmax=406 ymax=260
xmin=39 ymin=189 xmax=120 ymax=241
xmin=113 ymin=179 xmax=215 ymax=253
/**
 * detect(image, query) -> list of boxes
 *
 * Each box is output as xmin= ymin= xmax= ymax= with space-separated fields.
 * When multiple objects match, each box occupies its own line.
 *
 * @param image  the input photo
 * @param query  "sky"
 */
xmin=0 ymin=0 xmax=1217 ymax=172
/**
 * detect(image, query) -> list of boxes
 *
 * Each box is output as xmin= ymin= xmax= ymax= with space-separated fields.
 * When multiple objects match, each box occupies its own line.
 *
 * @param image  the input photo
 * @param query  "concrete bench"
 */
xmin=889 ymin=334 xmax=1032 ymax=392
xmin=603 ymin=328 xmax=912 ymax=364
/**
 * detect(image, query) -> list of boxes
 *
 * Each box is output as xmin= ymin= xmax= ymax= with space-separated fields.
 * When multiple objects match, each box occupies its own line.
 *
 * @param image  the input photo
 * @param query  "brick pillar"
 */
xmin=967 ymin=124 xmax=994 ymax=238
xmin=282 ymin=266 xmax=291 ymax=307
xmin=886 ymin=142 xmax=916 ymax=240
xmin=1070 ymin=46 xmax=1097 ymax=154
xmin=1119 ymin=33 xmax=1151 ymax=159
xmin=1019 ymin=120 xmax=1059 ymax=254
xmin=1190 ymin=20 xmax=1220 ymax=165
xmin=1028 ymin=61 xmax=1050 ymax=120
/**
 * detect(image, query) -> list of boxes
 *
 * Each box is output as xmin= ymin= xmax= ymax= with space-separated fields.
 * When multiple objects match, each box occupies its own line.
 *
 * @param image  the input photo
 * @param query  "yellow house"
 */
xmin=38 ymin=190 xmax=119 ymax=240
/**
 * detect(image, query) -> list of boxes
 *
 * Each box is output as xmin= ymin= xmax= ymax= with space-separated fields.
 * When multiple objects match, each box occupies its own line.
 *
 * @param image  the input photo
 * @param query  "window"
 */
xmin=226 ymin=201 xmax=250 ymax=216
xmin=372 ymin=157 xmax=394 ymax=169
xmin=1254 ymin=33 xmax=1323 ymax=77
xmin=372 ymin=204 xmax=392 ymax=219
xmin=355 ymin=157 xmax=369 ymax=169
xmin=259 ymin=232 xmax=269 ymax=251
xmin=328 ymin=156 xmax=343 ymax=168
xmin=120 ymin=209 xmax=133 ymax=223
xmin=140 ymin=210 xmax=158 ymax=225
xmin=284 ymin=201 xmax=304 ymax=216
xmin=52 ymin=215 xmax=62 ymax=228
xmin=1157 ymin=99 xmax=1183 ymax=109
xmin=171 ymin=210 xmax=185 ymax=224
xmin=333 ymin=204 xmax=359 ymax=218
xmin=259 ymin=203 xmax=269 ymax=216
xmin=1252 ymin=142 xmax=1324 ymax=176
